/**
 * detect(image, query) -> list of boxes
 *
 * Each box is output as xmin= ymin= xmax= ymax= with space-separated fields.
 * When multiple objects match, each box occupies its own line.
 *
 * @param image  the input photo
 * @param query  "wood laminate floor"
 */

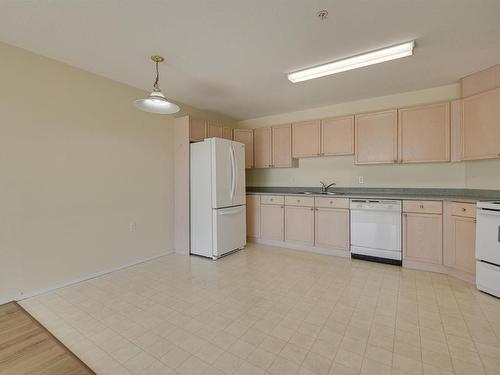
xmin=0 ymin=302 xmax=94 ymax=375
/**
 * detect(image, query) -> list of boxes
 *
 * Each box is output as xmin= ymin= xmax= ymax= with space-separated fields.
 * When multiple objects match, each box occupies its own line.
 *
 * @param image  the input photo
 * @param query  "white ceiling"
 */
xmin=1 ymin=1 xmax=500 ymax=120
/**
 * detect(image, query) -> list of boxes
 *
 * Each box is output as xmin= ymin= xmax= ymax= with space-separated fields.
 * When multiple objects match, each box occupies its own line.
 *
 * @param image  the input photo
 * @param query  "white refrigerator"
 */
xmin=190 ymin=138 xmax=246 ymax=259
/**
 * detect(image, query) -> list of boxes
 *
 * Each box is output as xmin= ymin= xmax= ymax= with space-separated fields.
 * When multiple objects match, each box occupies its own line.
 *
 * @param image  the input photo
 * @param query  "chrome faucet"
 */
xmin=320 ymin=181 xmax=336 ymax=192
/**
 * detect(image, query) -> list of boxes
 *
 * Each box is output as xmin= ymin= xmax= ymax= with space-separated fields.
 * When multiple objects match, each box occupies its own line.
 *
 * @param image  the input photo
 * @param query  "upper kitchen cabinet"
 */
xmin=355 ymin=109 xmax=398 ymax=164
xmin=207 ymin=121 xmax=223 ymax=138
xmin=321 ymin=115 xmax=355 ymax=156
xmin=222 ymin=126 xmax=233 ymax=140
xmin=398 ymin=102 xmax=450 ymax=163
xmin=233 ymin=129 xmax=254 ymax=168
xmin=462 ymin=87 xmax=500 ymax=160
xmin=253 ymin=127 xmax=272 ymax=168
xmin=272 ymin=124 xmax=292 ymax=168
xmin=292 ymin=120 xmax=321 ymax=158
xmin=189 ymin=118 xmax=207 ymax=142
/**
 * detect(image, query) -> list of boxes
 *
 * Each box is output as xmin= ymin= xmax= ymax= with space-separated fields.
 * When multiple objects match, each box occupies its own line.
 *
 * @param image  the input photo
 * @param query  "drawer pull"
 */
xmin=462 ymin=207 xmax=467 ymax=212
xmin=329 ymin=201 xmax=333 ymax=204
xmin=297 ymin=199 xmax=301 ymax=203
xmin=419 ymin=204 xmax=424 ymax=209
xmin=310 ymin=208 xmax=314 ymax=211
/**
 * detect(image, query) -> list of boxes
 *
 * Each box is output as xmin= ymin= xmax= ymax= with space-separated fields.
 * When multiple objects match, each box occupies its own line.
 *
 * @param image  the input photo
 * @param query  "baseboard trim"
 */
xmin=248 ymin=238 xmax=350 ymax=258
xmin=248 ymin=239 xmax=475 ymax=285
xmin=0 ymin=250 xmax=174 ymax=305
xmin=403 ymin=259 xmax=475 ymax=284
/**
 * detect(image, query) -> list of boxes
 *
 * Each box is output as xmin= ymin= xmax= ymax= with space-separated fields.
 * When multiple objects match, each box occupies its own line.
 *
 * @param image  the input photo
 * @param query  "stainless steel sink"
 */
xmin=298 ymin=191 xmax=339 ymax=195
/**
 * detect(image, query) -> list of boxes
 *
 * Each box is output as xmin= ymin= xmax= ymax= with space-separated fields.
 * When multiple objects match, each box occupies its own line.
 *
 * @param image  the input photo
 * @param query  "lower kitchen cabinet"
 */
xmin=285 ymin=206 xmax=315 ymax=245
xmin=449 ymin=216 xmax=476 ymax=273
xmin=315 ymin=208 xmax=350 ymax=251
xmin=246 ymin=195 xmax=260 ymax=238
xmin=444 ymin=202 xmax=477 ymax=276
xmin=403 ymin=212 xmax=443 ymax=264
xmin=261 ymin=204 xmax=284 ymax=241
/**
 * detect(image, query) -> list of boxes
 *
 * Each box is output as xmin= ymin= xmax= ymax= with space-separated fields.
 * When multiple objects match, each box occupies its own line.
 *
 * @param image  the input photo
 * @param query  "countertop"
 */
xmin=246 ymin=187 xmax=500 ymax=203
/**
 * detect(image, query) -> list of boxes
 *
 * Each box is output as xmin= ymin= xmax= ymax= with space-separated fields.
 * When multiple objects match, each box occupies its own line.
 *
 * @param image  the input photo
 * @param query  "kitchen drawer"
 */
xmin=403 ymin=200 xmax=443 ymax=214
xmin=451 ymin=202 xmax=476 ymax=218
xmin=314 ymin=197 xmax=350 ymax=209
xmin=285 ymin=196 xmax=315 ymax=207
xmin=260 ymin=195 xmax=284 ymax=205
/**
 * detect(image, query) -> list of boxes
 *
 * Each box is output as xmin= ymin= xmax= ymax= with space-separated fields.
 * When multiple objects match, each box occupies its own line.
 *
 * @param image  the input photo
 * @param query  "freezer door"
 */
xmin=212 ymin=138 xmax=233 ymax=208
xmin=231 ymin=141 xmax=246 ymax=206
xmin=213 ymin=205 xmax=246 ymax=258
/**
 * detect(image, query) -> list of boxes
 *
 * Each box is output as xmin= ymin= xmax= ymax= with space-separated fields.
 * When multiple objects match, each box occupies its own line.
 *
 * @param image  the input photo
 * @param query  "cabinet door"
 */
xmin=189 ymin=118 xmax=207 ymax=142
xmin=261 ymin=204 xmax=284 ymax=241
xmin=246 ymin=195 xmax=261 ymax=238
xmin=355 ymin=110 xmax=398 ymax=164
xmin=398 ymin=102 xmax=450 ymax=163
xmin=292 ymin=120 xmax=321 ymax=158
xmin=321 ymin=116 xmax=354 ymax=156
xmin=233 ymin=129 xmax=254 ymax=168
xmin=272 ymin=124 xmax=292 ymax=168
xmin=315 ymin=208 xmax=349 ymax=251
xmin=222 ymin=127 xmax=233 ymax=140
xmin=253 ymin=127 xmax=272 ymax=168
xmin=462 ymin=87 xmax=500 ymax=160
xmin=285 ymin=206 xmax=315 ymax=245
xmin=450 ymin=216 xmax=476 ymax=273
xmin=403 ymin=213 xmax=443 ymax=264
xmin=207 ymin=121 xmax=223 ymax=138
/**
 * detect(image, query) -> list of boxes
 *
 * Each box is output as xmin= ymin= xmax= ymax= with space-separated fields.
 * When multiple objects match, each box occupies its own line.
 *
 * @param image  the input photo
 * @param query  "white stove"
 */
xmin=476 ymin=201 xmax=500 ymax=298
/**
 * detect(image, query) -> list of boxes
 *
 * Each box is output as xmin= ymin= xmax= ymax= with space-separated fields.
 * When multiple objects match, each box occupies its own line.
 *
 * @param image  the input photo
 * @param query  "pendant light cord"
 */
xmin=153 ymin=61 xmax=160 ymax=90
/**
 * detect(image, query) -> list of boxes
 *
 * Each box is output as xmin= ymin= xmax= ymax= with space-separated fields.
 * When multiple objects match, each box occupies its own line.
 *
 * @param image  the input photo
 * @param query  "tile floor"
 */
xmin=20 ymin=243 xmax=500 ymax=375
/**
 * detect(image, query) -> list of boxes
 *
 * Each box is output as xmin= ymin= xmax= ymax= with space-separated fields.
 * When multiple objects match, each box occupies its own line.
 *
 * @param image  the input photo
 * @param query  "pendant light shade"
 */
xmin=134 ymin=55 xmax=180 ymax=114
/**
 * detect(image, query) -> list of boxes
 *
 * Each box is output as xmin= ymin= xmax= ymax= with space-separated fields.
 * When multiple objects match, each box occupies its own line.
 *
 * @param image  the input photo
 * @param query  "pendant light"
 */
xmin=133 ymin=55 xmax=180 ymax=114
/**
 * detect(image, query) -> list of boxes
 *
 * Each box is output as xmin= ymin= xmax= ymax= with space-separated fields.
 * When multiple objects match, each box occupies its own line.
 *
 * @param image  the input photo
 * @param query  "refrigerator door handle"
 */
xmin=232 ymin=144 xmax=238 ymax=201
xmin=229 ymin=144 xmax=236 ymax=200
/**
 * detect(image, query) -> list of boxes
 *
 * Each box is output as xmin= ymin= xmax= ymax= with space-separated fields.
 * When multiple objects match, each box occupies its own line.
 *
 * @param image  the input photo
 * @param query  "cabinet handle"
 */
xmin=310 ymin=208 xmax=314 ymax=211
xmin=462 ymin=207 xmax=467 ymax=212
xmin=297 ymin=200 xmax=301 ymax=203
xmin=419 ymin=204 xmax=424 ymax=209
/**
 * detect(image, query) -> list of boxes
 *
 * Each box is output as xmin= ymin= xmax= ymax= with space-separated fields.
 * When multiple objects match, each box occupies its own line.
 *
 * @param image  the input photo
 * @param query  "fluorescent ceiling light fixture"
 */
xmin=288 ymin=40 xmax=415 ymax=83
xmin=134 ymin=55 xmax=180 ymax=114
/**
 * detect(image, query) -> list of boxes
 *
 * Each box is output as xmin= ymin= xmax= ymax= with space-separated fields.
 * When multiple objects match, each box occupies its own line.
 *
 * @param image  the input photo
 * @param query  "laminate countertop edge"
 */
xmin=245 ymin=188 xmax=500 ymax=203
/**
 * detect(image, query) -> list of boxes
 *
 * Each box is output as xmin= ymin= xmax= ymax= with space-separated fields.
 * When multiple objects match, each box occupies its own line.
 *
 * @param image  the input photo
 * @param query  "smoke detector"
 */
xmin=317 ymin=10 xmax=328 ymax=20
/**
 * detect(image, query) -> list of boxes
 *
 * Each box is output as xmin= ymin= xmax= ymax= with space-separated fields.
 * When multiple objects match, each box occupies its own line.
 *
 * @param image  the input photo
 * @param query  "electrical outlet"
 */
xmin=358 ymin=176 xmax=364 ymax=184
xmin=129 ymin=222 xmax=136 ymax=233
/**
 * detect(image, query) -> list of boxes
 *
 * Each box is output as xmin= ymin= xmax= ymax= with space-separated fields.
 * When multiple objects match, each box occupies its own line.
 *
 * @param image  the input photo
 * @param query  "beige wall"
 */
xmin=466 ymin=159 xmax=500 ymax=190
xmin=240 ymin=84 xmax=498 ymax=190
xmin=0 ymin=42 xmax=232 ymax=303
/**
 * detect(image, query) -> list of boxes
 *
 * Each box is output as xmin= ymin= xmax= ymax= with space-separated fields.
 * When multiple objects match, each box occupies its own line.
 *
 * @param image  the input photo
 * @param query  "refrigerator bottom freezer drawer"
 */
xmin=213 ymin=205 xmax=246 ymax=258
xmin=476 ymin=261 xmax=500 ymax=298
